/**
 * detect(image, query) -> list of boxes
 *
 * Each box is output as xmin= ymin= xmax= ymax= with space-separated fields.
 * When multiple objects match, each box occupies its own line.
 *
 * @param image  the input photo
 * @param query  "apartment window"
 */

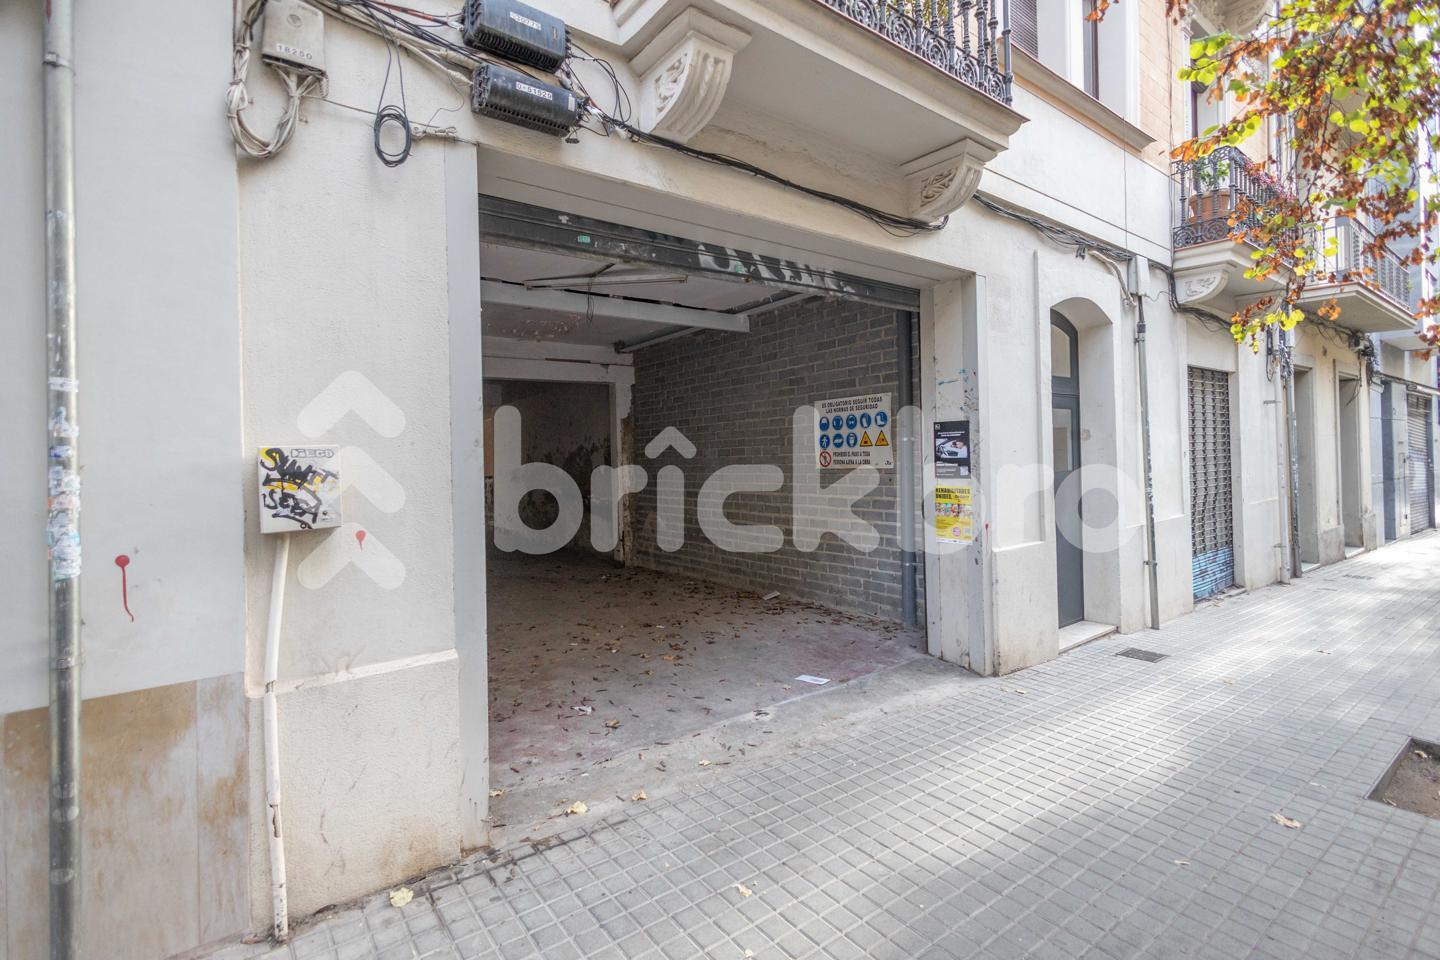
xmin=1082 ymin=0 xmax=1100 ymax=97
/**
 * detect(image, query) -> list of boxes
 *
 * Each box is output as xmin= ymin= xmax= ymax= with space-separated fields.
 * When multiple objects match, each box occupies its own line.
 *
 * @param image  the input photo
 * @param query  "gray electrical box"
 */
xmin=262 ymin=0 xmax=327 ymax=74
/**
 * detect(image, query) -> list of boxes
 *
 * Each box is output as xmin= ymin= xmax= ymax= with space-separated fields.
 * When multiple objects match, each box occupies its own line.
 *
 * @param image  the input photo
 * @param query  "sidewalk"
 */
xmin=205 ymin=533 xmax=1440 ymax=960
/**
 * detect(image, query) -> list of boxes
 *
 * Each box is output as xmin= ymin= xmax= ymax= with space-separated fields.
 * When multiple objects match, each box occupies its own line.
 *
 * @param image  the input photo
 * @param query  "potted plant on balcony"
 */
xmin=1187 ymin=158 xmax=1234 ymax=223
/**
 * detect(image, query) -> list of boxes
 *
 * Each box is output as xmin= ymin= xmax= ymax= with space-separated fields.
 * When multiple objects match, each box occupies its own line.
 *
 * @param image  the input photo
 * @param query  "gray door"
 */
xmin=1188 ymin=367 xmax=1235 ymax=598
xmin=1408 ymin=394 xmax=1434 ymax=532
xmin=1052 ymin=313 xmax=1084 ymax=627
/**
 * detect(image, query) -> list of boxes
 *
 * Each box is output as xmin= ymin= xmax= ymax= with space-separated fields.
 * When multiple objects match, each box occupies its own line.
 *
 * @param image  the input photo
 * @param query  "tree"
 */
xmin=1105 ymin=0 xmax=1440 ymax=347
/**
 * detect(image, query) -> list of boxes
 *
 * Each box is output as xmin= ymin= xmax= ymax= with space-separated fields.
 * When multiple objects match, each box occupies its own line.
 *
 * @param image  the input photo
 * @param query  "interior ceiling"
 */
xmin=480 ymin=241 xmax=789 ymax=347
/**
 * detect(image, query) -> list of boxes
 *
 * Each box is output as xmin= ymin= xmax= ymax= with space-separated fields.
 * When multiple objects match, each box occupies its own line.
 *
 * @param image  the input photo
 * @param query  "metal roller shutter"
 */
xmin=1408 ymin=394 xmax=1434 ymax=532
xmin=1011 ymin=0 xmax=1038 ymax=57
xmin=1189 ymin=367 xmax=1235 ymax=598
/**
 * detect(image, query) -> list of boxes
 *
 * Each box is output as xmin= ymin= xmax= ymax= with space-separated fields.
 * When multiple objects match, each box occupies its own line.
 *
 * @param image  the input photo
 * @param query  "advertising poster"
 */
xmin=934 ymin=483 xmax=974 ymax=544
xmin=933 ymin=420 xmax=970 ymax=478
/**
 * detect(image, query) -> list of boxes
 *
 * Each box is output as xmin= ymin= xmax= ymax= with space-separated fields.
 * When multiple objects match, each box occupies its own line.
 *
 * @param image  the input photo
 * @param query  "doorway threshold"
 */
xmin=1059 ymin=620 xmax=1117 ymax=653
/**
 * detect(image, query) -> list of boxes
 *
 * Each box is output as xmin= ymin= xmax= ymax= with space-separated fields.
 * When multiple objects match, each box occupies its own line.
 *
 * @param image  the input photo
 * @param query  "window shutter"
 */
xmin=1011 ymin=0 xmax=1038 ymax=56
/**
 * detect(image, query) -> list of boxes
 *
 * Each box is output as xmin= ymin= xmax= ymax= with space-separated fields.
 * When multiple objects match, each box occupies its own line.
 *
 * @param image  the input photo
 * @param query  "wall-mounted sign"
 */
xmin=934 ymin=483 xmax=974 ymax=544
xmin=933 ymin=420 xmax=970 ymax=479
xmin=815 ymin=393 xmax=893 ymax=469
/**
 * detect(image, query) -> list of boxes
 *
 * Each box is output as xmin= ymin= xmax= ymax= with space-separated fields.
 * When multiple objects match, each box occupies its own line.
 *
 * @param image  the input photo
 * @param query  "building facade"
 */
xmin=0 ymin=0 xmax=1434 ymax=956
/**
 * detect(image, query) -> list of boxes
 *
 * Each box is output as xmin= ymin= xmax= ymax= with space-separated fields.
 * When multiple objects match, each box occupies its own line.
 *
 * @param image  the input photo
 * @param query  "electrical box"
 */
xmin=471 ymin=62 xmax=583 ymax=136
xmin=462 ymin=0 xmax=568 ymax=73
xmin=257 ymin=445 xmax=342 ymax=534
xmin=261 ymin=0 xmax=327 ymax=75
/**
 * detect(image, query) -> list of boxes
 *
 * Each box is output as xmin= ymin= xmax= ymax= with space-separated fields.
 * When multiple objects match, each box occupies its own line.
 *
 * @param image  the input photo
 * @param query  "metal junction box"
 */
xmin=257 ymin=444 xmax=341 ymax=534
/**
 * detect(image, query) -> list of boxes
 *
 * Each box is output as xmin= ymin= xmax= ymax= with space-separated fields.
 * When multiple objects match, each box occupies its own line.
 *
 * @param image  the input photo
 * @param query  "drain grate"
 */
xmin=1116 ymin=648 xmax=1167 ymax=662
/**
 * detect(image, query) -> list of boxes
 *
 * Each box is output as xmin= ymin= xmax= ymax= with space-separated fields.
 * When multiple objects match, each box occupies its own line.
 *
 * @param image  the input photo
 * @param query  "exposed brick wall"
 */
xmin=630 ymin=297 xmax=924 ymax=623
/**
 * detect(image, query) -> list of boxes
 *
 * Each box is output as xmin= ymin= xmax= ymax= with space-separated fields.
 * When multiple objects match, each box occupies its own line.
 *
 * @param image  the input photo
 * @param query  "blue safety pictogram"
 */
xmin=819 ymin=416 xmax=830 ymax=432
xmin=875 ymin=410 xmax=889 ymax=427
xmin=860 ymin=412 xmax=872 ymax=429
xmin=845 ymin=413 xmax=858 ymax=430
xmin=846 ymin=432 xmax=858 ymax=448
xmin=832 ymin=433 xmax=845 ymax=448
xmin=818 ymin=433 xmax=831 ymax=449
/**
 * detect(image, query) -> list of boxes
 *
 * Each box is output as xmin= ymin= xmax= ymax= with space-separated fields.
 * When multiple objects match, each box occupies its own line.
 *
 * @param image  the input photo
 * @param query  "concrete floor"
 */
xmin=486 ymin=551 xmax=924 ymax=835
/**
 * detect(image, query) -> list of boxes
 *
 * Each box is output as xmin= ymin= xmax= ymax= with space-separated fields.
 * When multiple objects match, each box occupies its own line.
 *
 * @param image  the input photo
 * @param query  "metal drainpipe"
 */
xmin=1285 ymin=330 xmax=1303 ymax=578
xmin=1134 ymin=296 xmax=1161 ymax=630
xmin=897 ymin=310 xmax=918 ymax=631
xmin=43 ymin=0 xmax=82 ymax=957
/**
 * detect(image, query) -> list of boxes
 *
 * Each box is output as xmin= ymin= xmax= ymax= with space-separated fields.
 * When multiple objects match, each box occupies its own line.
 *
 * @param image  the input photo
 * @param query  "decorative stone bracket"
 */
xmin=1175 ymin=269 xmax=1227 ymax=305
xmin=901 ymin=140 xmax=997 ymax=220
xmin=630 ymin=8 xmax=751 ymax=145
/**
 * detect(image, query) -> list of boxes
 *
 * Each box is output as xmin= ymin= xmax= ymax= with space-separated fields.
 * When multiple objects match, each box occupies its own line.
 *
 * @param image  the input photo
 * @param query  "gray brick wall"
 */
xmin=630 ymin=297 xmax=923 ymax=622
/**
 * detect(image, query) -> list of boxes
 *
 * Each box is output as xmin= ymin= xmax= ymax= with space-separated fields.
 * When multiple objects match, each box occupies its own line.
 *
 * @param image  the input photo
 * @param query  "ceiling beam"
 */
xmin=480 ymin=280 xmax=750 ymax=333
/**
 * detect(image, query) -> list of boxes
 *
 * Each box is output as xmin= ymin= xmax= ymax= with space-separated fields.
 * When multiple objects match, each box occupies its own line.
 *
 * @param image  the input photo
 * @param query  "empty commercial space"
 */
xmin=477 ymin=197 xmax=929 ymax=827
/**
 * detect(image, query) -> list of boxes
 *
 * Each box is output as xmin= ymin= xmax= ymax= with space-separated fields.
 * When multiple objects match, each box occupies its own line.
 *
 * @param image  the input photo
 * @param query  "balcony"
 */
xmin=607 ymin=0 xmax=1024 ymax=220
xmin=1171 ymin=147 xmax=1418 ymax=333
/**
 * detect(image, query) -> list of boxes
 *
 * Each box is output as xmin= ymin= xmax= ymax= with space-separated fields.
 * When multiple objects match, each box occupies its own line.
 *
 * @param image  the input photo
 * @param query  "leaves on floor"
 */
xmin=1270 ymin=812 xmax=1303 ymax=829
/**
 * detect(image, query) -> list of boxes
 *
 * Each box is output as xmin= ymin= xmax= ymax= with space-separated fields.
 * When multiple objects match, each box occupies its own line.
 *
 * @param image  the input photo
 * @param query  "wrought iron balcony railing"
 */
xmin=813 ymin=0 xmax=1013 ymax=105
xmin=1313 ymin=216 xmax=1415 ymax=310
xmin=1175 ymin=148 xmax=1416 ymax=312
xmin=1172 ymin=146 xmax=1286 ymax=249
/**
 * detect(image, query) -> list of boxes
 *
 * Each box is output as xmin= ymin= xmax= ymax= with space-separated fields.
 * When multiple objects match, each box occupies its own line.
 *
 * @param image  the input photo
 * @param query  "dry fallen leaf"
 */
xmin=1173 ymin=859 xmax=1190 ymax=866
xmin=489 ymin=789 xmax=505 ymax=798
xmin=734 ymin=882 xmax=753 ymax=898
xmin=1270 ymin=812 xmax=1302 ymax=829
xmin=605 ymin=719 xmax=621 ymax=729
xmin=1414 ymin=749 xmax=1430 ymax=761
xmin=631 ymin=789 xmax=648 ymax=801
xmin=389 ymin=887 xmax=413 ymax=908
xmin=698 ymin=760 xmax=712 ymax=767
xmin=566 ymin=801 xmax=588 ymax=816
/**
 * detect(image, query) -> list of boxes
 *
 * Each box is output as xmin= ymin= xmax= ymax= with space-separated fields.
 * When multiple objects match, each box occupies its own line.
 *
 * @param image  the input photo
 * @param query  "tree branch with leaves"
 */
xmin=1108 ymin=1 xmax=1440 ymax=348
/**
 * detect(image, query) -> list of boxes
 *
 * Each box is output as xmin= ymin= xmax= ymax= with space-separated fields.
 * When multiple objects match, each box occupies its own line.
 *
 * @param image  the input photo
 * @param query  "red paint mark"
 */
xmin=355 ymin=529 xmax=367 ymax=549
xmin=115 ymin=555 xmax=134 ymax=622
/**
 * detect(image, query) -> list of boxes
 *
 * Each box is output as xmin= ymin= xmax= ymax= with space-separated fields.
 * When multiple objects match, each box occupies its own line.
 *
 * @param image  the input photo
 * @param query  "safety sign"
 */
xmin=934 ymin=483 xmax=974 ymax=544
xmin=815 ymin=394 xmax=893 ymax=468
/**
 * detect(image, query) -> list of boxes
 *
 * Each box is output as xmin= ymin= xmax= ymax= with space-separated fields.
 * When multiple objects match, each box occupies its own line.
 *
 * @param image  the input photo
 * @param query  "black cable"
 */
xmin=601 ymin=116 xmax=945 ymax=236
xmin=374 ymin=104 xmax=412 ymax=166
xmin=365 ymin=3 xmax=412 ymax=167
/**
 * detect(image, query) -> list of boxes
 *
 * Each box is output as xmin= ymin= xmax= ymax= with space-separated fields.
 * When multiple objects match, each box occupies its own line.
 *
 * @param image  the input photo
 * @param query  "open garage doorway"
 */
xmin=478 ymin=197 xmax=929 ymax=836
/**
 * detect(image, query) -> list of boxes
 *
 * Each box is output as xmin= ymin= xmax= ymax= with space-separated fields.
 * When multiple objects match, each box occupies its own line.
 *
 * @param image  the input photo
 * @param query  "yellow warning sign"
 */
xmin=875 ymin=430 xmax=889 ymax=446
xmin=859 ymin=431 xmax=872 ymax=447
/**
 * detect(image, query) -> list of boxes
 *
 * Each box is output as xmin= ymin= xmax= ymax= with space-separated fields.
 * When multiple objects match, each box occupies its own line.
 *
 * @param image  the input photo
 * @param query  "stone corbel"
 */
xmin=901 ymin=140 xmax=997 ymax=220
xmin=1175 ymin=269 xmax=1228 ymax=305
xmin=630 ymin=8 xmax=750 ymax=145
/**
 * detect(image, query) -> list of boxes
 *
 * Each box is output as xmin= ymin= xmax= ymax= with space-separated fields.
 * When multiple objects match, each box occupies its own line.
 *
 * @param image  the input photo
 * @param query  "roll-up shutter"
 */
xmin=1189 ymin=367 xmax=1235 ymax=598
xmin=1408 ymin=393 xmax=1434 ymax=531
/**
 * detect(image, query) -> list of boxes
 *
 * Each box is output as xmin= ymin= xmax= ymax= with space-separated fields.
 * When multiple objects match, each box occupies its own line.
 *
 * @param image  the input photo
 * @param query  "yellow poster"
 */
xmin=934 ymin=483 xmax=975 ymax=544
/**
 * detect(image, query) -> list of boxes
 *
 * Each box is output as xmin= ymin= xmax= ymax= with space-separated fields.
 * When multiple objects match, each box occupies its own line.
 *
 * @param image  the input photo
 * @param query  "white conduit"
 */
xmin=262 ymin=534 xmax=292 ymax=940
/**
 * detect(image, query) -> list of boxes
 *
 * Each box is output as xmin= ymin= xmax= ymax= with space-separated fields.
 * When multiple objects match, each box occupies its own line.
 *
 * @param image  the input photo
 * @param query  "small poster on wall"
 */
xmin=934 ymin=483 xmax=975 ymax=544
xmin=933 ymin=420 xmax=970 ymax=478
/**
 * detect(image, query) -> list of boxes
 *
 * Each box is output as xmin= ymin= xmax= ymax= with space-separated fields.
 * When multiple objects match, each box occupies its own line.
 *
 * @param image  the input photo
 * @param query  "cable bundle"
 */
xmin=228 ymin=0 xmax=325 ymax=159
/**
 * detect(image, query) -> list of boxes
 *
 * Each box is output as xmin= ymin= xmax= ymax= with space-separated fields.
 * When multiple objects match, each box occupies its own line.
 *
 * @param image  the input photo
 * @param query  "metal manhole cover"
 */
xmin=1115 ymin=648 xmax=1167 ymax=662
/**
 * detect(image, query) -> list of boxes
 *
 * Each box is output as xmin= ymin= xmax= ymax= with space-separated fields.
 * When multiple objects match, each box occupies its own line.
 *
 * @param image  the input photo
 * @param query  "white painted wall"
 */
xmin=0 ymin=0 xmax=245 ymax=716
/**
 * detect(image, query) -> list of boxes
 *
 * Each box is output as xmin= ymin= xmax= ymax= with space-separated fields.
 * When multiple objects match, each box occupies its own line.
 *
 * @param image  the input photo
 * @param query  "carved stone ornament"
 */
xmin=1191 ymin=0 xmax=1269 ymax=36
xmin=1176 ymin=270 xmax=1227 ymax=304
xmin=631 ymin=9 xmax=751 ymax=145
xmin=901 ymin=139 xmax=997 ymax=219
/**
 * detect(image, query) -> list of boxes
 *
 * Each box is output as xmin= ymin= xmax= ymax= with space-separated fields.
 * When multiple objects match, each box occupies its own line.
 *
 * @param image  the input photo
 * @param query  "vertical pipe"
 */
xmin=1285 ymin=331 xmax=1303 ymax=577
xmin=897 ymin=310 xmax=918 ymax=631
xmin=263 ymin=535 xmax=292 ymax=941
xmin=1135 ymin=298 xmax=1161 ymax=630
xmin=43 ymin=1 xmax=82 ymax=957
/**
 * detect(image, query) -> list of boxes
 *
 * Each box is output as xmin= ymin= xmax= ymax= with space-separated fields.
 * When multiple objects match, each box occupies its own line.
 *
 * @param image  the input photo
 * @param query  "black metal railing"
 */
xmin=1174 ymin=148 xmax=1416 ymax=310
xmin=1172 ymin=146 xmax=1286 ymax=248
xmin=813 ymin=0 xmax=1013 ymax=105
xmin=1313 ymin=216 xmax=1415 ymax=309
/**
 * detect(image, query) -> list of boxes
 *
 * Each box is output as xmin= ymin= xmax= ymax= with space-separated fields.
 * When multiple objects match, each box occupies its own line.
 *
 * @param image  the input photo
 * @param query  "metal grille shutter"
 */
xmin=1011 ymin=0 xmax=1038 ymax=57
xmin=1189 ymin=367 xmax=1235 ymax=599
xmin=1408 ymin=394 xmax=1434 ymax=531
